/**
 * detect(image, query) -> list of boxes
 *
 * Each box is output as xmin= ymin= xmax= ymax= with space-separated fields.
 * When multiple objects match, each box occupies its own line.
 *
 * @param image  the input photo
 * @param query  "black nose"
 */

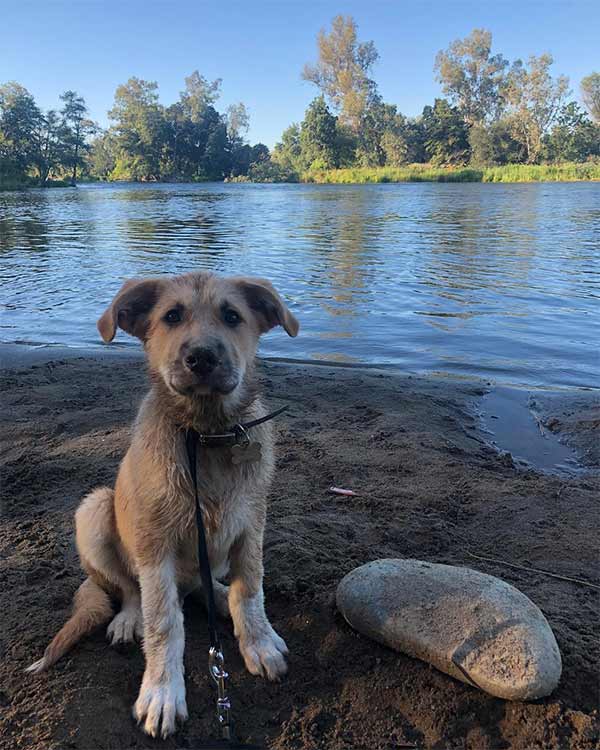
xmin=184 ymin=347 xmax=220 ymax=376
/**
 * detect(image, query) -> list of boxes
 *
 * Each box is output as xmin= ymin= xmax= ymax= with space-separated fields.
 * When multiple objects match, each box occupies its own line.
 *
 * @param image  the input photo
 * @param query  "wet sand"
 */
xmin=0 ymin=345 xmax=598 ymax=750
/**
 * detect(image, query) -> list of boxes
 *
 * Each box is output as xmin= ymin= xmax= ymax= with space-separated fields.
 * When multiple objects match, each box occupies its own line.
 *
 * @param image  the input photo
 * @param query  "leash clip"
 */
xmin=209 ymin=646 xmax=232 ymax=738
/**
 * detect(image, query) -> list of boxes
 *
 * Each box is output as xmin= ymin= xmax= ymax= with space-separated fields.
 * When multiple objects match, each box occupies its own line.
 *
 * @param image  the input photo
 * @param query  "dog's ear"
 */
xmin=233 ymin=277 xmax=299 ymax=337
xmin=97 ymin=278 xmax=165 ymax=343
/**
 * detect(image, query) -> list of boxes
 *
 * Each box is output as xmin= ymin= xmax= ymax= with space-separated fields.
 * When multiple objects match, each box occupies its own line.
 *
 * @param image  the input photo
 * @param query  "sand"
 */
xmin=0 ymin=346 xmax=598 ymax=750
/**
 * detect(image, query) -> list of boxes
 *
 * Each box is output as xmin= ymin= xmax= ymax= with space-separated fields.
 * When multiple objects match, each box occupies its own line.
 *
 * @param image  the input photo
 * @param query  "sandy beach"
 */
xmin=0 ymin=345 xmax=598 ymax=750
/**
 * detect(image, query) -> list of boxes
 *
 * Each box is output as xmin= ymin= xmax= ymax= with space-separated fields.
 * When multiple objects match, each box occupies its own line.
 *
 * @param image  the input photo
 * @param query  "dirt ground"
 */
xmin=0 ymin=349 xmax=598 ymax=750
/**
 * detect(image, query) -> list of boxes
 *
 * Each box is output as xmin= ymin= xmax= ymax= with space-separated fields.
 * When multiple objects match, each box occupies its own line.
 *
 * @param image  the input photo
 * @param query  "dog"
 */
xmin=27 ymin=271 xmax=299 ymax=738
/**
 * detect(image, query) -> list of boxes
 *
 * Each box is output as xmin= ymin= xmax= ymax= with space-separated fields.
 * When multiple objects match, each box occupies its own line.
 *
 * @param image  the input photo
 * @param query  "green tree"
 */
xmin=302 ymin=15 xmax=378 ymax=132
xmin=580 ymin=73 xmax=600 ymax=123
xmin=272 ymin=123 xmax=302 ymax=173
xmin=422 ymin=98 xmax=470 ymax=165
xmin=545 ymin=102 xmax=600 ymax=162
xmin=31 ymin=109 xmax=64 ymax=184
xmin=60 ymin=90 xmax=96 ymax=183
xmin=505 ymin=54 xmax=570 ymax=163
xmin=435 ymin=29 xmax=509 ymax=125
xmin=300 ymin=96 xmax=339 ymax=168
xmin=469 ymin=120 xmax=523 ymax=165
xmin=179 ymin=71 xmax=221 ymax=121
xmin=0 ymin=82 xmax=41 ymax=180
xmin=88 ymin=130 xmax=117 ymax=179
xmin=108 ymin=77 xmax=166 ymax=180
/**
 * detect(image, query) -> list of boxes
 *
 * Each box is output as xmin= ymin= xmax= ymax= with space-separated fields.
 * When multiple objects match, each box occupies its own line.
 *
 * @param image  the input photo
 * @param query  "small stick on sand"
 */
xmin=329 ymin=486 xmax=358 ymax=496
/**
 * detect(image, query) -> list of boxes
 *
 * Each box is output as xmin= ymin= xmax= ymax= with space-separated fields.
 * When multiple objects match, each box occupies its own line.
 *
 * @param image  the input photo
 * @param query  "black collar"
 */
xmin=186 ymin=405 xmax=289 ymax=448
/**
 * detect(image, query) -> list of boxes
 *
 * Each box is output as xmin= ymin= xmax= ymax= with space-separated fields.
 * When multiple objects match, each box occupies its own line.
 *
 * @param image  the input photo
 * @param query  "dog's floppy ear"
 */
xmin=233 ymin=277 xmax=299 ymax=337
xmin=97 ymin=278 xmax=165 ymax=343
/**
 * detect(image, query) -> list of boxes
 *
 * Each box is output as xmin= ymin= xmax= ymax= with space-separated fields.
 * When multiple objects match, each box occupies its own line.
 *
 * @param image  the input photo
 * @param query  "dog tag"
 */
xmin=231 ymin=441 xmax=262 ymax=464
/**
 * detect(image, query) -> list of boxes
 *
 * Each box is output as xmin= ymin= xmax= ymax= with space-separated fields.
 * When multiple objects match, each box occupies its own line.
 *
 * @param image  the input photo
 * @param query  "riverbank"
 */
xmin=301 ymin=162 xmax=600 ymax=184
xmin=0 ymin=178 xmax=73 ymax=191
xmin=1 ymin=346 xmax=598 ymax=749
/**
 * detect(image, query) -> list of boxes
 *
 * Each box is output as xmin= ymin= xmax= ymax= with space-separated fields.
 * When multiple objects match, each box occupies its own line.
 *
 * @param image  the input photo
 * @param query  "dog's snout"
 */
xmin=184 ymin=347 xmax=220 ymax=376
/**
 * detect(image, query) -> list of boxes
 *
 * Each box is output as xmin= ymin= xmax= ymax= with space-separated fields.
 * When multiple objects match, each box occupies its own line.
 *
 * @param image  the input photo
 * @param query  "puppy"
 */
xmin=27 ymin=272 xmax=299 ymax=738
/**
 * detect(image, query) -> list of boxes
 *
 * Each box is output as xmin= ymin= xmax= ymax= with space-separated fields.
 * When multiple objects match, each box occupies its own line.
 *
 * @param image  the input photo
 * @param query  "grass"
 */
xmin=301 ymin=162 xmax=600 ymax=184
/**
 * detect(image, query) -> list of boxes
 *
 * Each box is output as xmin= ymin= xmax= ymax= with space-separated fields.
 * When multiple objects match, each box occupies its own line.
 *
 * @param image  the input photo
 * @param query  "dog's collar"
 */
xmin=185 ymin=404 xmax=289 ymax=448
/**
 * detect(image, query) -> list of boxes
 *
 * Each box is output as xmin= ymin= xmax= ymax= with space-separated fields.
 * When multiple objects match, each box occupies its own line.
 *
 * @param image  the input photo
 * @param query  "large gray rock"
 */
xmin=336 ymin=559 xmax=561 ymax=701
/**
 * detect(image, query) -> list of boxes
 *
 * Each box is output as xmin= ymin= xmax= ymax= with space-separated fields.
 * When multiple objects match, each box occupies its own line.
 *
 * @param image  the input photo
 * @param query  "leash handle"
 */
xmin=185 ymin=429 xmax=233 ymax=744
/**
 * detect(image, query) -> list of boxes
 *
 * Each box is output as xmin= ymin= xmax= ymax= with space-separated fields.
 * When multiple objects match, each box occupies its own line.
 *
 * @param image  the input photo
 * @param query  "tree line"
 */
xmin=0 ymin=73 xmax=269 ymax=186
xmin=265 ymin=19 xmax=599 ymax=181
xmin=1 ymin=17 xmax=599 ymax=187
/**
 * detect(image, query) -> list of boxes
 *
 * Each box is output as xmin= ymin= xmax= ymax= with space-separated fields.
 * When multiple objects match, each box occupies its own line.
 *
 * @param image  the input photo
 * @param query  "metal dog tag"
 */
xmin=231 ymin=441 xmax=262 ymax=464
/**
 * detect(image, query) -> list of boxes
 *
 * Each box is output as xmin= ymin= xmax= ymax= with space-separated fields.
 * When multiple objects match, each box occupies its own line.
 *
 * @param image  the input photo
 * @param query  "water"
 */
xmin=1 ymin=181 xmax=599 ymax=389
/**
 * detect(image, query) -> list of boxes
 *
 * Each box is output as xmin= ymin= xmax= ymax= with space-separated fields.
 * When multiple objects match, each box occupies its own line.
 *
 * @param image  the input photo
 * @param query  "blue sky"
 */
xmin=3 ymin=0 xmax=599 ymax=147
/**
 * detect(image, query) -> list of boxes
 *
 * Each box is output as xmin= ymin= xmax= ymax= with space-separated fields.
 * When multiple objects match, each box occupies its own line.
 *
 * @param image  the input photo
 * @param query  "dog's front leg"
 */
xmin=228 ymin=530 xmax=288 ymax=680
xmin=133 ymin=557 xmax=188 ymax=738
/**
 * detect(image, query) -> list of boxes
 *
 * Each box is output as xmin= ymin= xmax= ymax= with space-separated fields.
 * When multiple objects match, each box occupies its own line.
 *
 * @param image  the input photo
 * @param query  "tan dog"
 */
xmin=27 ymin=272 xmax=299 ymax=739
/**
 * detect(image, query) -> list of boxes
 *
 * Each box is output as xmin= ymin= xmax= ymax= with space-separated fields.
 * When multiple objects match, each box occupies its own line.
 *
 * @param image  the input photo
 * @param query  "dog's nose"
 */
xmin=184 ymin=347 xmax=220 ymax=376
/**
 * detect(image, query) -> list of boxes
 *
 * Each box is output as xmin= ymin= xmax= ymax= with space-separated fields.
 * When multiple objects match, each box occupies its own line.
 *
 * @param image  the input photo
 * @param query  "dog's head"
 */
xmin=97 ymin=272 xmax=298 ymax=399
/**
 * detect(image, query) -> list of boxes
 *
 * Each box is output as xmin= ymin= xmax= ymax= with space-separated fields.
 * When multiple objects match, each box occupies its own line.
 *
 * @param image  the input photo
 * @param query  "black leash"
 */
xmin=184 ymin=407 xmax=288 ymax=748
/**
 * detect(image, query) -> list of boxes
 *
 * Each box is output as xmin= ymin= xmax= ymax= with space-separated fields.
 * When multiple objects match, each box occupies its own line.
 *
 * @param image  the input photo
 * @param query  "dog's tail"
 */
xmin=26 ymin=576 xmax=113 ymax=673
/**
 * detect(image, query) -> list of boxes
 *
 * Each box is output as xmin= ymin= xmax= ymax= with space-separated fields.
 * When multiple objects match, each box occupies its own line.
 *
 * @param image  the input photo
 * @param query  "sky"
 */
xmin=2 ymin=0 xmax=599 ymax=148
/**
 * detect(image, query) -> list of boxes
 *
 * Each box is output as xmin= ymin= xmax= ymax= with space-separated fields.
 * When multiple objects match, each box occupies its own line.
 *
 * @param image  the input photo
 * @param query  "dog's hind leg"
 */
xmin=75 ymin=487 xmax=143 ymax=645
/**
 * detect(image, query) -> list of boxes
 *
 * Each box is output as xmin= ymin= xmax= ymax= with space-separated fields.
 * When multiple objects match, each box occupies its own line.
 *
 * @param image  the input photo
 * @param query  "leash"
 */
xmin=184 ymin=406 xmax=287 ymax=749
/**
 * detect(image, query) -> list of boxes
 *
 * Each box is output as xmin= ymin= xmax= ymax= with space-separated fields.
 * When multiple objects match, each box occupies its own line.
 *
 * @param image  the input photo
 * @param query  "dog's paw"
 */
xmin=107 ymin=607 xmax=143 ymax=645
xmin=133 ymin=677 xmax=188 ymax=738
xmin=239 ymin=625 xmax=288 ymax=681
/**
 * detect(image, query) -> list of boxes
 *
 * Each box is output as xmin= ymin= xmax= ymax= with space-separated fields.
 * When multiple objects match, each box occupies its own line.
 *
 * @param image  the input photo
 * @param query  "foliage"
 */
xmin=302 ymin=15 xmax=378 ymax=131
xmin=60 ymin=91 xmax=96 ymax=183
xmin=504 ymin=54 xmax=570 ymax=163
xmin=545 ymin=102 xmax=600 ymax=162
xmin=435 ymin=29 xmax=509 ymax=124
xmin=422 ymin=99 xmax=470 ymax=165
xmin=580 ymin=72 xmax=600 ymax=123
xmin=300 ymin=96 xmax=339 ymax=168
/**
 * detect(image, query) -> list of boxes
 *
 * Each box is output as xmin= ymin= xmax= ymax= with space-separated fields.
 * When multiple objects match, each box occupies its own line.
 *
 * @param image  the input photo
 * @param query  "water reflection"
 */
xmin=0 ymin=181 xmax=598 ymax=389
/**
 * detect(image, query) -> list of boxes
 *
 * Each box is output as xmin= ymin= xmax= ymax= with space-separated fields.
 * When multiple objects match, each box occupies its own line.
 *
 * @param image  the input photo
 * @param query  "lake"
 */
xmin=1 ymin=181 xmax=598 ymax=389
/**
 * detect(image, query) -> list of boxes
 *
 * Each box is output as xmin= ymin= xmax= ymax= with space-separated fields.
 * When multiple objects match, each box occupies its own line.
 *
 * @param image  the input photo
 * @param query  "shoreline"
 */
xmin=1 ymin=341 xmax=597 ymax=476
xmin=1 ymin=346 xmax=598 ymax=749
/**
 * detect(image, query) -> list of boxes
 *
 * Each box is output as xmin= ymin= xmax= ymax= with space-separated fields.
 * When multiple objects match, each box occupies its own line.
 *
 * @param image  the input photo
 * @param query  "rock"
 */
xmin=336 ymin=559 xmax=561 ymax=701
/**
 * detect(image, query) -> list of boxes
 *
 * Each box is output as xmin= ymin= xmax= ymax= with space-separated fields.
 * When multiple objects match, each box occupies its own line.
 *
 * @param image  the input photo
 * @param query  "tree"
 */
xmin=469 ymin=120 xmax=523 ymax=165
xmin=435 ymin=29 xmax=509 ymax=125
xmin=302 ymin=15 xmax=378 ymax=131
xmin=272 ymin=123 xmax=302 ymax=173
xmin=546 ymin=102 xmax=600 ymax=162
xmin=580 ymin=73 xmax=600 ymax=123
xmin=89 ymin=130 xmax=117 ymax=179
xmin=31 ymin=109 xmax=64 ymax=184
xmin=108 ymin=77 xmax=166 ymax=180
xmin=0 ymin=82 xmax=41 ymax=179
xmin=300 ymin=96 xmax=339 ymax=168
xmin=505 ymin=54 xmax=570 ymax=163
xmin=60 ymin=91 xmax=96 ymax=183
xmin=422 ymin=99 xmax=470 ymax=165
xmin=179 ymin=71 xmax=221 ymax=122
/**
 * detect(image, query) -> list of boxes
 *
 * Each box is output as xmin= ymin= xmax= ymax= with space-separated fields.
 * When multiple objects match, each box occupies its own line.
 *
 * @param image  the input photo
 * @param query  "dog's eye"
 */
xmin=223 ymin=308 xmax=242 ymax=327
xmin=164 ymin=308 xmax=182 ymax=325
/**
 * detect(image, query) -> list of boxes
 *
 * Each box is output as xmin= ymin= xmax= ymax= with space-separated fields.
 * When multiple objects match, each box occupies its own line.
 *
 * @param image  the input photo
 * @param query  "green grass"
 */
xmin=301 ymin=162 xmax=600 ymax=184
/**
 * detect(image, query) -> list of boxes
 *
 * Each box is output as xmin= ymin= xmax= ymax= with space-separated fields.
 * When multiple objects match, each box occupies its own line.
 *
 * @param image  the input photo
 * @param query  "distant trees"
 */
xmin=1 ymin=22 xmax=598 ymax=188
xmin=264 ymin=20 xmax=598 ymax=178
xmin=580 ymin=73 xmax=600 ymax=123
xmin=0 ymin=82 xmax=97 ymax=186
xmin=435 ymin=28 xmax=509 ymax=125
xmin=0 ymin=72 xmax=267 ymax=186
xmin=302 ymin=15 xmax=378 ymax=132
xmin=60 ymin=91 xmax=96 ymax=183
